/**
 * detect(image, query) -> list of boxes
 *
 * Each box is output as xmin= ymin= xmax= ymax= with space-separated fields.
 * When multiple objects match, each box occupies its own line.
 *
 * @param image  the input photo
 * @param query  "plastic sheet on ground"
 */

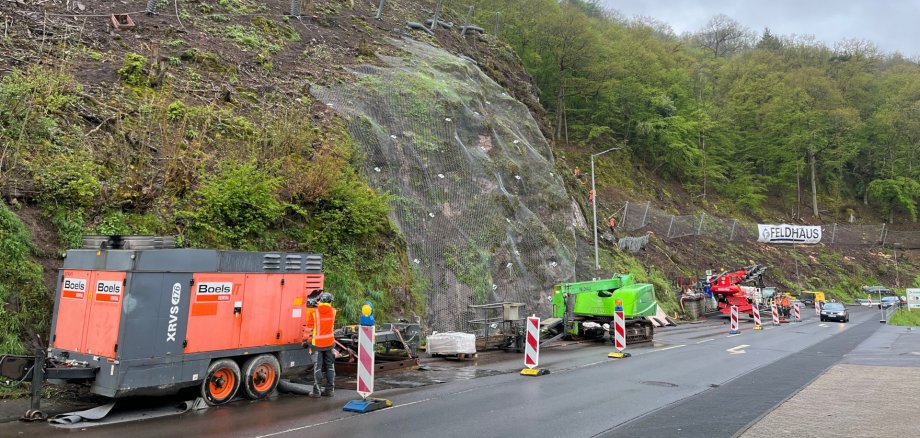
xmin=49 ymin=398 xmax=207 ymax=429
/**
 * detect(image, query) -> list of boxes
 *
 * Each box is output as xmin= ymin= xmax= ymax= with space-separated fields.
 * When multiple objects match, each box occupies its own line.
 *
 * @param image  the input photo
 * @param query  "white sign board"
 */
xmin=757 ymin=224 xmax=822 ymax=244
xmin=907 ymin=289 xmax=920 ymax=310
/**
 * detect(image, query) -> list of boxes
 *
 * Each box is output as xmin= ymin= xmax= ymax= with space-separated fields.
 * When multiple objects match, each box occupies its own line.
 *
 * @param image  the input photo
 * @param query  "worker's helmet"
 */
xmin=319 ymin=292 xmax=334 ymax=303
xmin=306 ymin=298 xmax=318 ymax=308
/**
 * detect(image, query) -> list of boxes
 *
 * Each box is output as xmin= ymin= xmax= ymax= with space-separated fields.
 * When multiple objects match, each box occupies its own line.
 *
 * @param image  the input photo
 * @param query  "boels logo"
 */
xmin=62 ymin=278 xmax=87 ymax=299
xmin=95 ymin=280 xmax=122 ymax=302
xmin=196 ymin=282 xmax=232 ymax=302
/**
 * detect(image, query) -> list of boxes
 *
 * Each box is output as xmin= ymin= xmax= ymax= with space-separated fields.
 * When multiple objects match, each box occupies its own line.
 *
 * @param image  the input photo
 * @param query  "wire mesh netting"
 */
xmin=617 ymin=200 xmax=920 ymax=248
xmin=313 ymin=39 xmax=577 ymax=332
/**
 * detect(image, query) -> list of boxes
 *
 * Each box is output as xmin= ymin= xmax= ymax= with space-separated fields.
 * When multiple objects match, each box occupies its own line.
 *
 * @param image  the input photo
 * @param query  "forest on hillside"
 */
xmin=468 ymin=0 xmax=920 ymax=223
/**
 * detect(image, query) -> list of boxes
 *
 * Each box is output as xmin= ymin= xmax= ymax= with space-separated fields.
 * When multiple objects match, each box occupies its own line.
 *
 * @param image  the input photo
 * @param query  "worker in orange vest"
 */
xmin=780 ymin=294 xmax=791 ymax=318
xmin=304 ymin=291 xmax=337 ymax=397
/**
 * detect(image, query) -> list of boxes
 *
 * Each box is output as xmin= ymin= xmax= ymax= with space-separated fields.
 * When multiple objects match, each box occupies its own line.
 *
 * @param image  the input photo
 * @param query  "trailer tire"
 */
xmin=242 ymin=354 xmax=280 ymax=400
xmin=203 ymin=359 xmax=241 ymax=405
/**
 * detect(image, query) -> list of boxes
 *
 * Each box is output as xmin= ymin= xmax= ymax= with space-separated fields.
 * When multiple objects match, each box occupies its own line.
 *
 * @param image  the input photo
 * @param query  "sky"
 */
xmin=601 ymin=0 xmax=920 ymax=57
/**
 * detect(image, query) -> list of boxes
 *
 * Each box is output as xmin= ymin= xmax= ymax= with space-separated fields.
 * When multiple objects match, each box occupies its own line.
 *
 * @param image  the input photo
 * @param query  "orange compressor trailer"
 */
xmin=1 ymin=239 xmax=324 ymax=418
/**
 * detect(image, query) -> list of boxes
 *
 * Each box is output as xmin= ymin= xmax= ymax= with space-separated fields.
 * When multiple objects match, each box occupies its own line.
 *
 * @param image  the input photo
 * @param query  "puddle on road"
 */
xmin=334 ymin=365 xmax=507 ymax=390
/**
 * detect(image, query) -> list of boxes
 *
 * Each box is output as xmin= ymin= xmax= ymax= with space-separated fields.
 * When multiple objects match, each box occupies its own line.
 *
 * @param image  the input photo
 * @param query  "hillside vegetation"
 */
xmin=467 ymin=0 xmax=920 ymax=223
xmin=0 ymin=0 xmax=917 ymax=359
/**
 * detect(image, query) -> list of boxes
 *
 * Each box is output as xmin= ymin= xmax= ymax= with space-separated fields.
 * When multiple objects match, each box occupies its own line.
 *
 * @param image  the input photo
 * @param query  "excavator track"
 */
xmin=624 ymin=320 xmax=654 ymax=344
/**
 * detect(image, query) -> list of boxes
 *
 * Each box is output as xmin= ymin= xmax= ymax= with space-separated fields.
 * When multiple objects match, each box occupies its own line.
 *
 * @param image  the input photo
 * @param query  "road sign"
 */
xmin=613 ymin=306 xmax=626 ymax=352
xmin=344 ymin=302 xmax=391 ymax=413
xmin=908 ymin=289 xmax=920 ymax=311
xmin=521 ymin=316 xmax=549 ymax=375
xmin=524 ymin=316 xmax=540 ymax=368
xmin=356 ymin=325 xmax=374 ymax=399
xmin=729 ymin=305 xmax=740 ymax=334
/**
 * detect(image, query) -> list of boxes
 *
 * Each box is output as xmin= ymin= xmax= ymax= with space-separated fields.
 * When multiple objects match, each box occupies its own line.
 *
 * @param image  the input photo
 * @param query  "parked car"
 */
xmin=820 ymin=302 xmax=849 ymax=323
xmin=879 ymin=296 xmax=901 ymax=309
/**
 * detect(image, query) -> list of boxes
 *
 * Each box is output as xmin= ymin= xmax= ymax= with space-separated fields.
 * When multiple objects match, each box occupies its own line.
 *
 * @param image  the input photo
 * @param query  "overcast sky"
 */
xmin=601 ymin=0 xmax=920 ymax=57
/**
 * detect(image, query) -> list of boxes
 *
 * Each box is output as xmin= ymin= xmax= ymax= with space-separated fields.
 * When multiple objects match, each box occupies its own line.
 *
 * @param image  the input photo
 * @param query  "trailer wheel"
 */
xmin=203 ymin=359 xmax=241 ymax=405
xmin=242 ymin=354 xmax=280 ymax=400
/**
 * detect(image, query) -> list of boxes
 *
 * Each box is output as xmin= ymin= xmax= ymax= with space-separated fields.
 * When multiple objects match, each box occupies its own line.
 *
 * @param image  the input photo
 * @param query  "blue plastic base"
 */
xmin=343 ymin=398 xmax=392 ymax=413
xmin=729 ymin=330 xmax=740 ymax=334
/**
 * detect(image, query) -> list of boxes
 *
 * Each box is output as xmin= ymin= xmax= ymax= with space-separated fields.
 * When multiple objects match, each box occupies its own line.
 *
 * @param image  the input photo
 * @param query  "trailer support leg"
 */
xmin=22 ymin=349 xmax=46 ymax=422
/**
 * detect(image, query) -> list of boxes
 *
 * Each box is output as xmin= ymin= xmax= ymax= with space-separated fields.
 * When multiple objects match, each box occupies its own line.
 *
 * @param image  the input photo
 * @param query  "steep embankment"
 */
xmin=0 ymin=0 xmax=915 ymax=361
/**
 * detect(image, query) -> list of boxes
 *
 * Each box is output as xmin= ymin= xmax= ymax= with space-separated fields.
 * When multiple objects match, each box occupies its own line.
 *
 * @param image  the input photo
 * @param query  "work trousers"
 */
xmin=311 ymin=348 xmax=335 ymax=394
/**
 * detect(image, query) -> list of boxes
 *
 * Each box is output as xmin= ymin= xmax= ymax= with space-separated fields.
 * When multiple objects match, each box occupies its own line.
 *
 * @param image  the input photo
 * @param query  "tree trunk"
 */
xmin=809 ymin=148 xmax=819 ymax=218
xmin=555 ymin=81 xmax=566 ymax=141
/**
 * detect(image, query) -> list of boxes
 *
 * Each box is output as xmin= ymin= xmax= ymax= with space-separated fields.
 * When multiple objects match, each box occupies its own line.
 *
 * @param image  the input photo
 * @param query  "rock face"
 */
xmin=314 ymin=39 xmax=576 ymax=331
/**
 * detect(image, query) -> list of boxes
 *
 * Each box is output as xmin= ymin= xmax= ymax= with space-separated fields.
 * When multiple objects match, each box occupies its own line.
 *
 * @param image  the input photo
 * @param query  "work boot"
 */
xmin=309 ymin=391 xmax=321 ymax=398
xmin=321 ymin=388 xmax=334 ymax=397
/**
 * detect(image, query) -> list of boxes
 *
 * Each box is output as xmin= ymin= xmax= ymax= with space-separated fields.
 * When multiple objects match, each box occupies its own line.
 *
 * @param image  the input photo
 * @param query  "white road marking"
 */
xmin=727 ymin=344 xmax=749 ymax=355
xmin=727 ymin=333 xmax=742 ymax=338
xmin=819 ymin=324 xmax=829 ymax=327
xmin=255 ymin=397 xmax=435 ymax=437
xmin=696 ymin=338 xmax=716 ymax=344
xmin=647 ymin=344 xmax=686 ymax=353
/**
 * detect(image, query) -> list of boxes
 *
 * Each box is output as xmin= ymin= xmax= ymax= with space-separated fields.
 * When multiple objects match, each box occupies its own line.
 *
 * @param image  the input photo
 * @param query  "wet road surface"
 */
xmin=0 ymin=307 xmax=881 ymax=438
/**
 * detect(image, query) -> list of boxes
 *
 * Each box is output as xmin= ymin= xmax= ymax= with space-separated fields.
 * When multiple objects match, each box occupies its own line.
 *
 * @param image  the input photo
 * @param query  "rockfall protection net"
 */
xmin=617 ymin=200 xmax=918 ymax=247
xmin=313 ymin=39 xmax=577 ymax=332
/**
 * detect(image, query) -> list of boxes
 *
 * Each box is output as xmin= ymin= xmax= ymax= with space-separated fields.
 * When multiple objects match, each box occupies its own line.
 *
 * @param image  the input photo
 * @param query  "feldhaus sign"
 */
xmin=757 ymin=224 xmax=822 ymax=244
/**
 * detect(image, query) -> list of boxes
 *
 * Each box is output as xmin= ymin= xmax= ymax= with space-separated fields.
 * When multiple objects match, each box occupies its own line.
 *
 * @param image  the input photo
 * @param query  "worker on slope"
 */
xmin=304 ymin=291 xmax=337 ymax=397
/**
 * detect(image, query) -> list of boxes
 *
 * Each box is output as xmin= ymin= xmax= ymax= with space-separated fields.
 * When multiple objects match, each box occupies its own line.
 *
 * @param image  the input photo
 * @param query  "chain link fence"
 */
xmin=617 ymin=200 xmax=920 ymax=248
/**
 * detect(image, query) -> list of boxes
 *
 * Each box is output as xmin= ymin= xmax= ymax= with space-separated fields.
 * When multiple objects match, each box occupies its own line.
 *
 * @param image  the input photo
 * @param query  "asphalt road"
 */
xmin=1 ymin=306 xmax=881 ymax=438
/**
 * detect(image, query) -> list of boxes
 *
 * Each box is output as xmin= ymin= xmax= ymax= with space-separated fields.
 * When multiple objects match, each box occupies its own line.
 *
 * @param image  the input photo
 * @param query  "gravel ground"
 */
xmin=741 ymin=364 xmax=920 ymax=438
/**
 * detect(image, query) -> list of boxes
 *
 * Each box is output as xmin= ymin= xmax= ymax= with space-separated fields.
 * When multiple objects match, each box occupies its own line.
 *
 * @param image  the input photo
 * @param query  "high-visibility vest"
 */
xmin=305 ymin=304 xmax=336 ymax=348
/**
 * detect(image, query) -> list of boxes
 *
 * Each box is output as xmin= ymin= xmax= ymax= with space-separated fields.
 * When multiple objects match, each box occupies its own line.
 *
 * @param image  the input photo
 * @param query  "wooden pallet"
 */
xmin=431 ymin=352 xmax=478 ymax=361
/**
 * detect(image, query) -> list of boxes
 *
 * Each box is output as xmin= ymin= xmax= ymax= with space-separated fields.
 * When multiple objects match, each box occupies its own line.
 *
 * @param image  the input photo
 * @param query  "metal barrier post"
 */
xmin=641 ymin=201 xmax=650 ymax=228
xmin=667 ymin=216 xmax=674 ymax=238
xmin=494 ymin=12 xmax=501 ymax=35
xmin=146 ymin=0 xmax=158 ymax=14
xmin=729 ymin=219 xmax=737 ymax=241
xmin=831 ymin=223 xmax=837 ymax=243
xmin=431 ymin=0 xmax=443 ymax=31
xmin=880 ymin=223 xmax=887 ymax=246
xmin=697 ymin=213 xmax=705 ymax=235
xmin=622 ymin=201 xmax=629 ymax=229
xmin=375 ymin=0 xmax=386 ymax=19
xmin=290 ymin=0 xmax=300 ymax=17
xmin=461 ymin=5 xmax=474 ymax=36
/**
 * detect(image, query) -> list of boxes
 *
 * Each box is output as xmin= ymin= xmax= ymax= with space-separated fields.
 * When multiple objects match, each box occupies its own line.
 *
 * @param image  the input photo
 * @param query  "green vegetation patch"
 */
xmin=888 ymin=309 xmax=920 ymax=327
xmin=0 ymin=202 xmax=50 ymax=356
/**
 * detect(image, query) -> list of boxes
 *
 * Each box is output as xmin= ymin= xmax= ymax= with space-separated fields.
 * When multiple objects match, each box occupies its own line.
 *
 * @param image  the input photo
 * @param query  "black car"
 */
xmin=878 ymin=296 xmax=901 ymax=309
xmin=820 ymin=302 xmax=849 ymax=323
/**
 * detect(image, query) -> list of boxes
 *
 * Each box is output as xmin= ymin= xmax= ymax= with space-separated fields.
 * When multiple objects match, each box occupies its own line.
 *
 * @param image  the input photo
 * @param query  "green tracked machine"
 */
xmin=544 ymin=273 xmax=658 ymax=345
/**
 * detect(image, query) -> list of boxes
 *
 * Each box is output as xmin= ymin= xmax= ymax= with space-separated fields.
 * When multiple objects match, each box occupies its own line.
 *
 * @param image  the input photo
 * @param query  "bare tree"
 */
xmin=693 ymin=14 xmax=755 ymax=57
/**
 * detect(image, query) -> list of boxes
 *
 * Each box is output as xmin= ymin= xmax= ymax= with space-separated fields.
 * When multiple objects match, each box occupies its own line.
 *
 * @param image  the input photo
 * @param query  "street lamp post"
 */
xmin=591 ymin=146 xmax=620 ymax=271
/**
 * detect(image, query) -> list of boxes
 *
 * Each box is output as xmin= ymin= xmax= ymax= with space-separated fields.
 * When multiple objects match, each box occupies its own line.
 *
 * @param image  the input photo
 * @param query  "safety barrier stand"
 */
xmin=729 ymin=305 xmax=740 ymax=334
xmin=521 ymin=315 xmax=549 ymax=376
xmin=344 ymin=302 xmax=392 ymax=413
xmin=609 ymin=299 xmax=631 ymax=358
xmin=752 ymin=302 xmax=762 ymax=330
xmin=793 ymin=302 xmax=801 ymax=323
xmin=771 ymin=302 xmax=780 ymax=326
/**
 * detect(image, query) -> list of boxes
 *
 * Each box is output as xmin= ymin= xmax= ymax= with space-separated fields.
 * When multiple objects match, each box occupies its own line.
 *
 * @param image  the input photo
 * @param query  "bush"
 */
xmin=31 ymin=151 xmax=102 ymax=209
xmin=183 ymin=161 xmax=285 ymax=248
xmin=0 ymin=202 xmax=50 ymax=355
xmin=118 ymin=52 xmax=149 ymax=87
